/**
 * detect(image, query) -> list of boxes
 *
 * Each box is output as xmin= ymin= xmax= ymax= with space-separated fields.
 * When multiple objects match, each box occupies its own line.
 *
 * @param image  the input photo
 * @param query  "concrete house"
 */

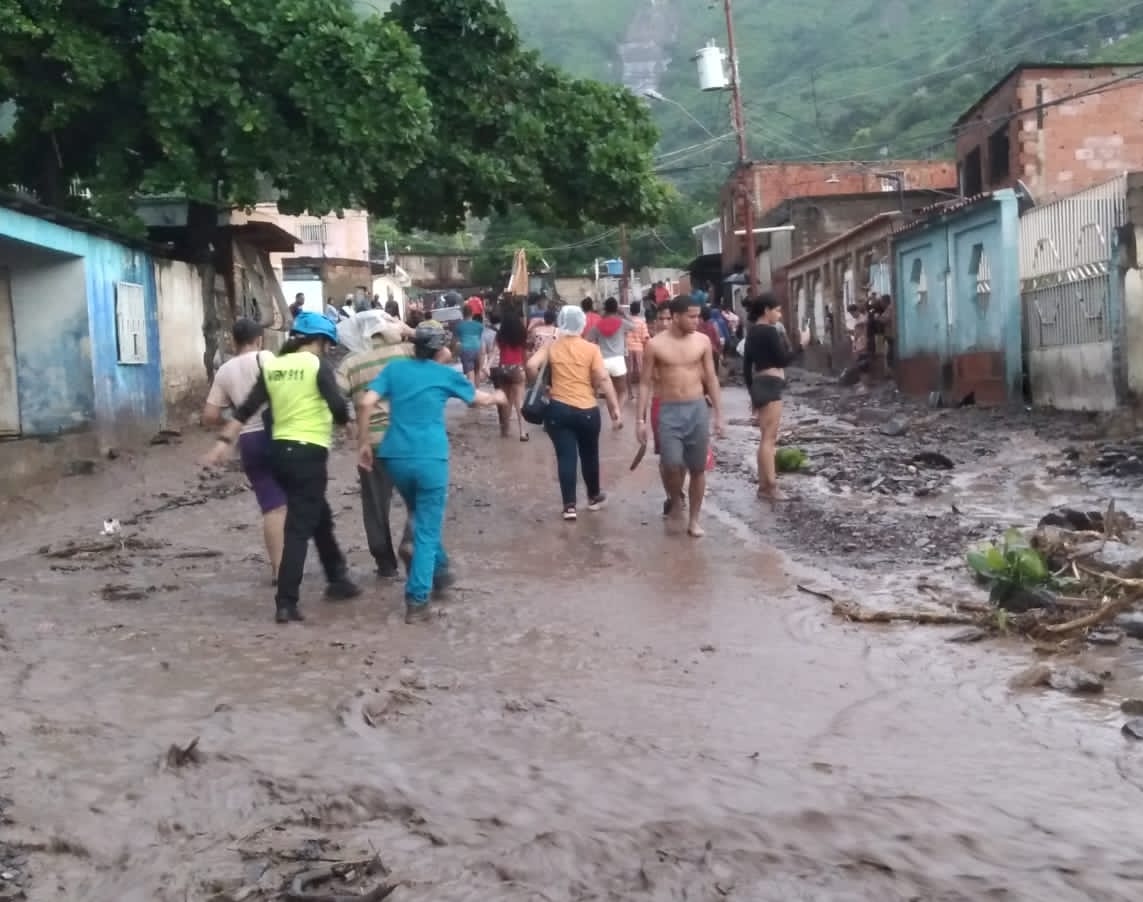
xmin=0 ymin=194 xmax=179 ymax=481
xmin=954 ymin=61 xmax=1143 ymax=202
xmin=719 ymin=160 xmax=958 ymax=277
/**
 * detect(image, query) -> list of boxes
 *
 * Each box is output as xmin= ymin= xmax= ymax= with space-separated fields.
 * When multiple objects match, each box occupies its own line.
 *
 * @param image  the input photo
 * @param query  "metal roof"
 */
xmin=783 ymin=212 xmax=904 ymax=270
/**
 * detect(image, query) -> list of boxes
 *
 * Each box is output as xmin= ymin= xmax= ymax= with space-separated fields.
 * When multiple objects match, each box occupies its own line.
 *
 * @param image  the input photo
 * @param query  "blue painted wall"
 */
xmin=84 ymin=239 xmax=163 ymax=439
xmin=0 ymin=206 xmax=163 ymax=439
xmin=893 ymin=190 xmax=1022 ymax=395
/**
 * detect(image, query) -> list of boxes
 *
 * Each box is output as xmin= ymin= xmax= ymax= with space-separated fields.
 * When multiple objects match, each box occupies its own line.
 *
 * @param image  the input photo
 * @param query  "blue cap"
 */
xmin=290 ymin=311 xmax=339 ymax=344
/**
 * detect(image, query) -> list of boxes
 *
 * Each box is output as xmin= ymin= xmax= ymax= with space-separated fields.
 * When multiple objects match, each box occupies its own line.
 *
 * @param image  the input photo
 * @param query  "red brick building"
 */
xmin=954 ymin=61 xmax=1143 ymax=203
xmin=719 ymin=160 xmax=957 ymax=274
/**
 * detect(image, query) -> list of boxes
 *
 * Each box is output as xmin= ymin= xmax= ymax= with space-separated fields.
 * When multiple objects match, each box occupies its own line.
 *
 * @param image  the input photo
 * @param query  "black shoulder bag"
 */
xmin=255 ymin=351 xmax=274 ymax=434
xmin=521 ymin=353 xmax=551 ymax=426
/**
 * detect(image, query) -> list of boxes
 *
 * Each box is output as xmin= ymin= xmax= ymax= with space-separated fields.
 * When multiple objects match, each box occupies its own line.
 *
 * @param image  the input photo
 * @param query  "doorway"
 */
xmin=0 ymin=266 xmax=19 ymax=436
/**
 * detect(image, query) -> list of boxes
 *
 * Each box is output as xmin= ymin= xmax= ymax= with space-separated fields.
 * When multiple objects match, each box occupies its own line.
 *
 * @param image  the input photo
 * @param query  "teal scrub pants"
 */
xmin=381 ymin=456 xmax=450 ymax=605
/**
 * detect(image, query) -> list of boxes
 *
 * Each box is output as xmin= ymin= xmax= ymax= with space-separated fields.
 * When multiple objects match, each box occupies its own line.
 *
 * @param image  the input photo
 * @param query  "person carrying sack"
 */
xmin=204 ymin=312 xmax=362 ymax=623
xmin=354 ymin=320 xmax=508 ymax=623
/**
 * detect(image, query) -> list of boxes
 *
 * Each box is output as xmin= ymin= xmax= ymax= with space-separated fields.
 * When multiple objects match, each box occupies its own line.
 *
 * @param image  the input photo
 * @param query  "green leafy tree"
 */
xmin=0 ymin=0 xmax=667 ymax=236
xmin=0 ymin=0 xmax=431 ymax=215
xmin=378 ymin=0 xmax=667 ymax=233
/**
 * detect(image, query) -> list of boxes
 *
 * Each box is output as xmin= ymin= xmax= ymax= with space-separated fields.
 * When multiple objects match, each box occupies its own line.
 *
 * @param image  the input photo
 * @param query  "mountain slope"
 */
xmin=506 ymin=0 xmax=1143 ymax=172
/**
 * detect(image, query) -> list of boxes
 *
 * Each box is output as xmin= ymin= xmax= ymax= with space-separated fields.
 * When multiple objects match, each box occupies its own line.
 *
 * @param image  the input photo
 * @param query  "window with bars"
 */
xmin=299 ymin=223 xmax=327 ymax=245
xmin=910 ymin=258 xmax=928 ymax=306
xmin=115 ymin=282 xmax=148 ymax=365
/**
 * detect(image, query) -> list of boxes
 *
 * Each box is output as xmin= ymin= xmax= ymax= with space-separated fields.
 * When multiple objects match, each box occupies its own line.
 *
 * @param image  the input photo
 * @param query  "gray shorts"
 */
xmin=460 ymin=349 xmax=480 ymax=374
xmin=658 ymin=399 xmax=710 ymax=471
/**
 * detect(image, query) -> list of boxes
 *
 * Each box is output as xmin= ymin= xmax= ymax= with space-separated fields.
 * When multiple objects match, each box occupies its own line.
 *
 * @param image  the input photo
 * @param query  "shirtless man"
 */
xmin=637 ymin=295 xmax=724 ymax=537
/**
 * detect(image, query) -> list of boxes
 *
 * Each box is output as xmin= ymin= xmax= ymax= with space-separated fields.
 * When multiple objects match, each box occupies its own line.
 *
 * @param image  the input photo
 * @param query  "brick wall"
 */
xmin=955 ymin=65 xmax=1143 ymax=204
xmin=393 ymin=253 xmax=474 ymax=289
xmin=720 ymin=160 xmax=956 ymax=271
xmin=321 ymin=260 xmax=372 ymax=306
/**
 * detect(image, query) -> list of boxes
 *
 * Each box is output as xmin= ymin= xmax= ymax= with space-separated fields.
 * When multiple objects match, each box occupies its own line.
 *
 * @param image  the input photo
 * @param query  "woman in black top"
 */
xmin=742 ymin=294 xmax=809 ymax=501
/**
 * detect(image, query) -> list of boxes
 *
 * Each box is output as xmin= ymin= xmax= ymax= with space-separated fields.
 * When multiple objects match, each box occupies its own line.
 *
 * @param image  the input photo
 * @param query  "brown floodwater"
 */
xmin=1 ymin=389 xmax=1142 ymax=901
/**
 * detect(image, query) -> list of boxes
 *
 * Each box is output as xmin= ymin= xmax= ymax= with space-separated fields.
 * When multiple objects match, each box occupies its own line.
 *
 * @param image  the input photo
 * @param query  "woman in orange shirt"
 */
xmin=526 ymin=306 xmax=622 ymax=521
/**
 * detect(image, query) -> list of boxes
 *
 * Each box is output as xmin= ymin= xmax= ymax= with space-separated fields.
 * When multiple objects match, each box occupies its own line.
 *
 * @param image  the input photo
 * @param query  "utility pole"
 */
xmin=619 ymin=225 xmax=630 ymax=306
xmin=722 ymin=0 xmax=757 ymax=296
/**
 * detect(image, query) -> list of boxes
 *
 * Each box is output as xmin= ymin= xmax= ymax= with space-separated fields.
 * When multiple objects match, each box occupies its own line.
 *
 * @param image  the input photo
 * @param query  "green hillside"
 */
xmin=506 ymin=0 xmax=1143 ymax=176
xmin=355 ymin=0 xmax=1143 ymax=273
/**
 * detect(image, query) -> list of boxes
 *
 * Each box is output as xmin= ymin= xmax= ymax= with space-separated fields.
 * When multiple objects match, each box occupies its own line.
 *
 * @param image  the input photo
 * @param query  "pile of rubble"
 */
xmin=1054 ymin=441 xmax=1143 ymax=480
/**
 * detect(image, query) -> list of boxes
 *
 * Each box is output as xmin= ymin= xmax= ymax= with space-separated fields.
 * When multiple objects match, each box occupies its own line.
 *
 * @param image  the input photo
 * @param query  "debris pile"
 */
xmin=1053 ymin=442 xmax=1143 ymax=480
xmin=820 ymin=503 xmax=1143 ymax=649
xmin=776 ymin=416 xmax=961 ymax=498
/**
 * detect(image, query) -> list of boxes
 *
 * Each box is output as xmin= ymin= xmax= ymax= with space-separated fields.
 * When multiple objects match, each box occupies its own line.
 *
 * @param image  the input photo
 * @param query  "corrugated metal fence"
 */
xmin=1019 ymin=173 xmax=1128 ymax=410
xmin=1020 ymin=174 xmax=1127 ymax=350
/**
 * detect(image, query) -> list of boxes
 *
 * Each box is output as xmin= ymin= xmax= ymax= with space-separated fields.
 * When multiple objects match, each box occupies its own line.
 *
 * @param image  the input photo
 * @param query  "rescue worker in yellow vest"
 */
xmin=205 ymin=312 xmax=362 ymax=623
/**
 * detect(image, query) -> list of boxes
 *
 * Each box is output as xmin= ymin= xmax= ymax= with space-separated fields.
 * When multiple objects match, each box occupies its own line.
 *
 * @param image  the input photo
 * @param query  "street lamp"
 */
xmin=641 ymin=89 xmax=718 ymax=140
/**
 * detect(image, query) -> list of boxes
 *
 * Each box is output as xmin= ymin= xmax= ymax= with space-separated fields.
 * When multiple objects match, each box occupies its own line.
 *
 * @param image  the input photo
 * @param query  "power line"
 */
xmin=735 ymin=65 xmax=1143 ymax=163
xmin=654 ymin=132 xmax=736 ymax=163
xmin=743 ymin=0 xmax=1143 ymax=114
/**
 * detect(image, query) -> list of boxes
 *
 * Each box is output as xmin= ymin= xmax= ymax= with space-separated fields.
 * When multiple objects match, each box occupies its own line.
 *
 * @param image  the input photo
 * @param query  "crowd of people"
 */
xmin=200 ymin=288 xmax=801 ymax=624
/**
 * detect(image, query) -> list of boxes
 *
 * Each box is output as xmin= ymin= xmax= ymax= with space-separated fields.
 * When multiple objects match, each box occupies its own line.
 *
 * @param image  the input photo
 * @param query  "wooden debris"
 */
xmin=40 ymin=537 xmax=159 ymax=558
xmin=165 ymin=737 xmax=202 ymax=769
xmin=831 ymin=600 xmax=977 ymax=626
xmin=282 ymin=854 xmax=396 ymax=902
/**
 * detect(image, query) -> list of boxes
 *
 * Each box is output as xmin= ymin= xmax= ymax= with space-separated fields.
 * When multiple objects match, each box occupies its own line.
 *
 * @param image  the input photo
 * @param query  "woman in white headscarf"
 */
xmin=526 ymin=305 xmax=621 ymax=521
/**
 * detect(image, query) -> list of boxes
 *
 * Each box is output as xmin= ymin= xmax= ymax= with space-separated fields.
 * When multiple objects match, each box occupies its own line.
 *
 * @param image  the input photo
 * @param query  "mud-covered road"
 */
xmin=2 ymin=377 xmax=1143 ymax=901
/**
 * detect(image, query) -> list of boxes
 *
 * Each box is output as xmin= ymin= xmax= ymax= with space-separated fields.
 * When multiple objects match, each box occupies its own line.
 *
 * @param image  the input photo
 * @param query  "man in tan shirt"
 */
xmin=337 ymin=312 xmax=413 ymax=576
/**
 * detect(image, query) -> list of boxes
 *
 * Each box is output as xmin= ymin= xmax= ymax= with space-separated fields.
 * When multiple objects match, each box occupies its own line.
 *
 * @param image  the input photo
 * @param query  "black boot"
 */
xmin=275 ymin=604 xmax=304 ymax=624
xmin=325 ymin=575 xmax=362 ymax=602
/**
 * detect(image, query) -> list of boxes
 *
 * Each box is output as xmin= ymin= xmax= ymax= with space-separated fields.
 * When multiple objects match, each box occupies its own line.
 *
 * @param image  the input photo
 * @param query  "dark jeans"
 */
xmin=358 ymin=460 xmax=412 ymax=574
xmin=270 ymin=441 xmax=346 ymax=610
xmin=544 ymin=399 xmax=601 ymax=507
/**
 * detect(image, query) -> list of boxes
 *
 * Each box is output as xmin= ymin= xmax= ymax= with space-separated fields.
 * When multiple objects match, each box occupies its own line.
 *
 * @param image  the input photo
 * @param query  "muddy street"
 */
xmin=3 ymin=381 xmax=1143 ymax=901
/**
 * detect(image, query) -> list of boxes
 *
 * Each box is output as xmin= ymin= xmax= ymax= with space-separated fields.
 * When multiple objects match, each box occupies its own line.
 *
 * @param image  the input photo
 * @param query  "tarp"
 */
xmin=506 ymin=248 xmax=529 ymax=296
xmin=335 ymin=309 xmax=406 ymax=354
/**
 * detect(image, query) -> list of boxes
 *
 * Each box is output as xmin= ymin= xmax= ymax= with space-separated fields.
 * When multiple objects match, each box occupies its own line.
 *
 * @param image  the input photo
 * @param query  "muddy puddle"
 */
xmin=2 ymin=387 xmax=1143 ymax=900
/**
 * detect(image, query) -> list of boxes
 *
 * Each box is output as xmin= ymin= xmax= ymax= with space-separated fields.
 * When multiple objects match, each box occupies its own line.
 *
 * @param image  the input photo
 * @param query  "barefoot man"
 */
xmin=637 ymin=295 xmax=724 ymax=537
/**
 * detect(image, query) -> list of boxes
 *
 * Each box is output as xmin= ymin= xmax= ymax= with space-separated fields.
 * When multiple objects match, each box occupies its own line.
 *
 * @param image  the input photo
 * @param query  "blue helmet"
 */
xmin=413 ymin=319 xmax=449 ymax=352
xmin=290 ymin=311 xmax=339 ymax=344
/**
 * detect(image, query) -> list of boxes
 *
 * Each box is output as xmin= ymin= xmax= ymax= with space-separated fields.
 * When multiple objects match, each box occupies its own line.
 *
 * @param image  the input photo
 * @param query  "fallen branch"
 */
xmin=1035 ymin=592 xmax=1142 ymax=638
xmin=1078 ymin=567 xmax=1143 ymax=588
xmin=781 ymin=433 xmax=850 ymax=444
xmin=831 ymin=600 xmax=978 ymax=625
xmin=40 ymin=537 xmax=159 ymax=558
xmin=916 ymin=585 xmax=993 ymax=614
xmin=796 ymin=584 xmax=835 ymax=601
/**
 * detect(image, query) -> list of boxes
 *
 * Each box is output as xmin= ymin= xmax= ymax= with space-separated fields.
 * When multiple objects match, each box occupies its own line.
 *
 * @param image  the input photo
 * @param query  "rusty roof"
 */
xmin=891 ymin=192 xmax=1000 ymax=237
xmin=783 ymin=212 xmax=905 ymax=271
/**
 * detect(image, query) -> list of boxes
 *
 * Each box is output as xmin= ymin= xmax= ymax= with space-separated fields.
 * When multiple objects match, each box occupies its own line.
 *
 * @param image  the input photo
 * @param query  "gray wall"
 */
xmin=0 ymin=241 xmax=93 ymax=434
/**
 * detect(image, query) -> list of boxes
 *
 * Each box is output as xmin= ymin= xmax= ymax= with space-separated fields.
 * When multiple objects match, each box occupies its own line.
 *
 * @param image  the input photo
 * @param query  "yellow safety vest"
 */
xmin=261 ymin=351 xmax=333 ymax=447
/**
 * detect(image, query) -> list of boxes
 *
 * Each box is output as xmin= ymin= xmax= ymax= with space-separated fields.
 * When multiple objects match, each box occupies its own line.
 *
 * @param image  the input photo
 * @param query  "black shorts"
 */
xmin=749 ymin=375 xmax=786 ymax=409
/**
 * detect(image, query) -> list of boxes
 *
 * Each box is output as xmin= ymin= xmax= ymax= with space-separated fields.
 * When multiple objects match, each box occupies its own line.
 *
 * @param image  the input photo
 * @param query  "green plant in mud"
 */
xmin=775 ymin=447 xmax=808 ymax=473
xmin=965 ymin=528 xmax=1053 ymax=608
